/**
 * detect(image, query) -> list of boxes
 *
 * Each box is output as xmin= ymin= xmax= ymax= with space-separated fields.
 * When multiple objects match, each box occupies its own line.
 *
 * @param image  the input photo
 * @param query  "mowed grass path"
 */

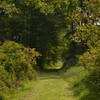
xmin=20 ymin=72 xmax=77 ymax=100
xmin=8 ymin=67 xmax=88 ymax=100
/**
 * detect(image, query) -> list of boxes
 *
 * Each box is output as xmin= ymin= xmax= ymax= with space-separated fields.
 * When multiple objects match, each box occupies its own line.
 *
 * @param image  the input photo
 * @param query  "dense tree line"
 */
xmin=0 ymin=0 xmax=69 ymax=69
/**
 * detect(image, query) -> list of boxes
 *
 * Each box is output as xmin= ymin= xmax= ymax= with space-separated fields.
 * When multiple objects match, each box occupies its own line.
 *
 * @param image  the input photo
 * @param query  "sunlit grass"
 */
xmin=1 ymin=66 xmax=98 ymax=100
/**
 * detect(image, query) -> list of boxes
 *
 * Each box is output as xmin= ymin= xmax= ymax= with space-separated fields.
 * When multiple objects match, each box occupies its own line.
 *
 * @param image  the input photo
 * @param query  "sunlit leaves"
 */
xmin=25 ymin=0 xmax=68 ymax=15
xmin=0 ymin=1 xmax=20 ymax=16
xmin=71 ymin=23 xmax=100 ymax=48
xmin=0 ymin=41 xmax=40 ymax=87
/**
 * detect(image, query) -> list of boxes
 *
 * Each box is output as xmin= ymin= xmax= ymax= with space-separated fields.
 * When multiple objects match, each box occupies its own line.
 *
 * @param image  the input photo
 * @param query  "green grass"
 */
xmin=0 ymin=80 xmax=38 ymax=100
xmin=0 ymin=66 xmax=98 ymax=100
xmin=61 ymin=66 xmax=99 ymax=100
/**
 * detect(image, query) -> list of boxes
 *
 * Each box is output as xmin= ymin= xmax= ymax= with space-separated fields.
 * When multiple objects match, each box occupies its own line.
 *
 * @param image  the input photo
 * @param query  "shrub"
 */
xmin=0 ymin=41 xmax=40 ymax=88
xmin=78 ymin=48 xmax=100 ymax=92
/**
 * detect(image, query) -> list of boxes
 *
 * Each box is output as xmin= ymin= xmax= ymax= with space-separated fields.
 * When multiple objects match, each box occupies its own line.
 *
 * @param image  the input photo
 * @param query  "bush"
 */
xmin=78 ymin=48 xmax=100 ymax=92
xmin=0 ymin=41 xmax=40 ymax=88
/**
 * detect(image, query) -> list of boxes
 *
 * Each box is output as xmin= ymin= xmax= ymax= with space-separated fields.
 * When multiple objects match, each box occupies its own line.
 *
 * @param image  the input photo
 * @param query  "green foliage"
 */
xmin=0 ymin=95 xmax=5 ymax=100
xmin=72 ymin=20 xmax=100 ymax=94
xmin=0 ymin=0 xmax=100 ymax=99
xmin=71 ymin=23 xmax=100 ymax=48
xmin=0 ymin=0 xmax=99 ymax=88
xmin=67 ymin=0 xmax=100 ymax=96
xmin=0 ymin=0 xmax=68 ymax=69
xmin=78 ymin=48 xmax=100 ymax=91
xmin=79 ymin=48 xmax=100 ymax=68
xmin=25 ymin=0 xmax=68 ymax=15
xmin=64 ymin=66 xmax=99 ymax=100
xmin=0 ymin=41 xmax=40 ymax=88
xmin=0 ymin=0 xmax=20 ymax=16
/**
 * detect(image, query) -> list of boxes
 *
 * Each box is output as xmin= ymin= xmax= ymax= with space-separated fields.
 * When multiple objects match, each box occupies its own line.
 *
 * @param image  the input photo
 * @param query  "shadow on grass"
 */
xmin=58 ymin=66 xmax=100 ymax=100
xmin=37 ymin=65 xmax=100 ymax=100
xmin=73 ymin=76 xmax=100 ymax=100
xmin=38 ymin=71 xmax=62 ymax=80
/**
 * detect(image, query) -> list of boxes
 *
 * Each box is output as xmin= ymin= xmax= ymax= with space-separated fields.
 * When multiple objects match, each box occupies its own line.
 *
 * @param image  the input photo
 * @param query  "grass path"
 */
xmin=2 ymin=66 xmax=96 ymax=100
xmin=20 ymin=72 xmax=77 ymax=100
xmin=7 ymin=67 xmax=89 ymax=100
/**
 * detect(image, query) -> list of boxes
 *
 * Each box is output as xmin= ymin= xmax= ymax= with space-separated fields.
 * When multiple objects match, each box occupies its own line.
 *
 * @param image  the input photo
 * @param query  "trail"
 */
xmin=21 ymin=72 xmax=77 ymax=100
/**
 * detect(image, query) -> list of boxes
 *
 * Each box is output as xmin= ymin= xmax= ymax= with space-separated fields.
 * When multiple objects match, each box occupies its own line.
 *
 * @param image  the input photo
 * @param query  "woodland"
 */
xmin=0 ymin=0 xmax=100 ymax=100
